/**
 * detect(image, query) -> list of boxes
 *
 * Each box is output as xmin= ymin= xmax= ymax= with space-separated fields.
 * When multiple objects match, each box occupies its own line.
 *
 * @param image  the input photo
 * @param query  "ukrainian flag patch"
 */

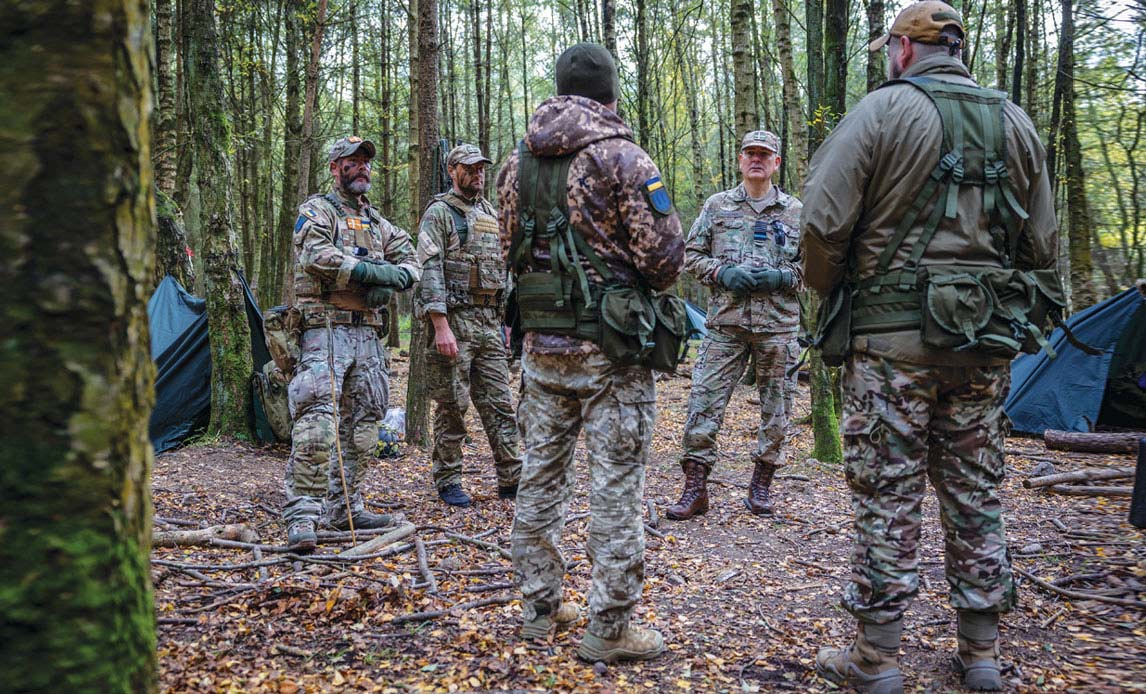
xmin=644 ymin=176 xmax=672 ymax=215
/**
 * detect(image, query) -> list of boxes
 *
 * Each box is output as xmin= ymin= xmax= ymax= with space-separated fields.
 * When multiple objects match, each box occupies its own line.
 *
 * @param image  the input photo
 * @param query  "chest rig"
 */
xmin=436 ymin=194 xmax=505 ymax=309
xmin=294 ymin=193 xmax=389 ymax=326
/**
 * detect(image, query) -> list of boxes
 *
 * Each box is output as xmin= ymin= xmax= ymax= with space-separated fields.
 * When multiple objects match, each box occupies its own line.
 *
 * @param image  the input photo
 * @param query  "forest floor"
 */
xmin=153 ymin=351 xmax=1145 ymax=693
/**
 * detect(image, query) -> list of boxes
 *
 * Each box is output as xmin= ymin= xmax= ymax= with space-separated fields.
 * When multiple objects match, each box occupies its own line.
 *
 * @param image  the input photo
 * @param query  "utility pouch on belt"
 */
xmin=263 ymin=305 xmax=302 ymax=376
xmin=600 ymin=287 xmax=657 ymax=366
xmin=919 ymin=265 xmax=1065 ymax=358
xmin=648 ymin=293 xmax=689 ymax=372
xmin=813 ymin=282 xmax=853 ymax=367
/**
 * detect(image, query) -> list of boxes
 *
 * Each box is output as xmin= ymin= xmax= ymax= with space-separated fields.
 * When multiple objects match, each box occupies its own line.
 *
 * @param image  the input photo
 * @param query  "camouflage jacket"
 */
xmin=801 ymin=55 xmax=1057 ymax=366
xmin=496 ymin=95 xmax=685 ymax=355
xmin=414 ymin=190 xmax=504 ymax=322
xmin=685 ymin=183 xmax=803 ymax=334
xmin=292 ymin=188 xmax=421 ymax=325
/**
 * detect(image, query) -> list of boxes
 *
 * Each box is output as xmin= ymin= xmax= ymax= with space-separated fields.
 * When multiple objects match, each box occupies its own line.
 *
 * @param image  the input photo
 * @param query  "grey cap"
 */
xmin=555 ymin=42 xmax=620 ymax=105
xmin=328 ymin=136 xmax=377 ymax=162
xmin=446 ymin=143 xmax=493 ymax=167
xmin=740 ymin=130 xmax=781 ymax=153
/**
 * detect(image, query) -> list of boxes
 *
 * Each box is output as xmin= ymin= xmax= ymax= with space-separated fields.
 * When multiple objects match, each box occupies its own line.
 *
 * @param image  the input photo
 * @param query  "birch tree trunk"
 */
xmin=866 ymin=0 xmax=886 ymax=92
xmin=0 ymin=1 xmax=157 ymax=690
xmin=186 ymin=0 xmax=254 ymax=438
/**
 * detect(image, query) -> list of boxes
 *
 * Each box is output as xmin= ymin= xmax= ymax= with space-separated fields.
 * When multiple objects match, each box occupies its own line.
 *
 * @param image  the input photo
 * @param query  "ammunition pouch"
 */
xmin=813 ymin=282 xmax=854 ymax=367
xmin=515 ymin=271 xmax=599 ymax=340
xmin=263 ymin=305 xmax=302 ymax=376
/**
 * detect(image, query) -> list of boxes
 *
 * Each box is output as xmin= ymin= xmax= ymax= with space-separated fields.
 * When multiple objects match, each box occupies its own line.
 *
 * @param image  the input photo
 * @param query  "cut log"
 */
xmin=1044 ymin=430 xmax=1145 ymax=454
xmin=1048 ymin=485 xmax=1133 ymax=497
xmin=152 ymin=523 xmax=259 ymax=548
xmin=338 ymin=522 xmax=416 ymax=557
xmin=1023 ymin=467 xmax=1135 ymax=489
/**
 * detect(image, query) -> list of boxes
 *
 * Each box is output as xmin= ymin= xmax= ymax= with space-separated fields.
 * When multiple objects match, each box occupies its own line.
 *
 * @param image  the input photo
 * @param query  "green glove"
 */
xmin=365 ymin=286 xmax=394 ymax=308
xmin=717 ymin=266 xmax=755 ymax=295
xmin=751 ymin=268 xmax=795 ymax=291
xmin=351 ymin=261 xmax=410 ymax=288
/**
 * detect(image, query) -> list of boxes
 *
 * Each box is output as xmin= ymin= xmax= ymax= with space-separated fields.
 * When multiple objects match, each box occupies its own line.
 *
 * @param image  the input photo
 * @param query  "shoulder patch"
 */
xmin=294 ymin=215 xmax=308 ymax=232
xmin=301 ymin=207 xmax=319 ymax=220
xmin=644 ymin=176 xmax=672 ymax=215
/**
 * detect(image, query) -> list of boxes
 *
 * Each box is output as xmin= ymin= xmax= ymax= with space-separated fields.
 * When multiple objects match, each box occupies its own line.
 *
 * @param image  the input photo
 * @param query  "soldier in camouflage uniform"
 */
xmin=496 ymin=43 xmax=684 ymax=663
xmin=415 ymin=143 xmax=521 ymax=508
xmin=283 ymin=136 xmax=421 ymax=552
xmin=801 ymin=4 xmax=1059 ymax=691
xmin=667 ymin=130 xmax=804 ymax=522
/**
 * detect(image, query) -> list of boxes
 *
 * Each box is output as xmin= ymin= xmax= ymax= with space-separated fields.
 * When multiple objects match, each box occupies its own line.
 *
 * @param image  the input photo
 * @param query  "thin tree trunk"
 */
xmin=186 ymin=0 xmax=255 ymax=438
xmin=1 ymin=3 xmax=157 ymax=687
xmin=472 ymin=0 xmax=489 ymax=153
xmin=1011 ymin=0 xmax=1025 ymax=104
xmin=731 ymin=0 xmax=758 ymax=140
xmin=352 ymin=0 xmax=361 ymax=134
xmin=866 ymin=0 xmax=886 ymax=92
xmin=772 ymin=0 xmax=807 ymax=185
xmin=635 ymin=0 xmax=649 ymax=146
xmin=602 ymin=0 xmax=618 ymax=64
xmin=806 ymin=0 xmax=826 ymax=151
xmin=155 ymin=0 xmax=178 ymax=196
xmin=824 ymin=0 xmax=847 ymax=118
xmin=296 ymin=0 xmax=329 ymax=205
xmin=278 ymin=0 xmax=304 ymax=306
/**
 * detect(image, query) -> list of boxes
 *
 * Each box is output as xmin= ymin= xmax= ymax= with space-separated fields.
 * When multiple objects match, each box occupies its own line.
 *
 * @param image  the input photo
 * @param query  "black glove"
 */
xmin=751 ymin=268 xmax=795 ymax=291
xmin=351 ymin=261 xmax=410 ymax=288
xmin=718 ymin=266 xmax=755 ymax=295
xmin=365 ymin=286 xmax=394 ymax=308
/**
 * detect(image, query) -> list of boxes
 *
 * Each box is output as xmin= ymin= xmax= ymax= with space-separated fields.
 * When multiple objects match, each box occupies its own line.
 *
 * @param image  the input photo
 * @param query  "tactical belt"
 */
xmin=299 ymin=304 xmax=388 ymax=330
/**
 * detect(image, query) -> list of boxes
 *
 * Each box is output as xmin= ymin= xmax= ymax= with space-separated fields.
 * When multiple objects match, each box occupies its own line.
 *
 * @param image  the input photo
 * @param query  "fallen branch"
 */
xmin=646 ymin=499 xmax=659 ymax=529
xmin=463 ymin=581 xmax=517 ymax=593
xmin=1023 ymin=468 xmax=1134 ymax=489
xmin=645 ymin=523 xmax=666 ymax=540
xmin=152 ymin=524 xmax=259 ymax=548
xmin=390 ymin=595 xmax=515 ymax=625
xmin=1015 ymin=567 xmax=1146 ymax=609
xmin=446 ymin=532 xmax=512 ymax=560
xmin=1048 ymin=485 xmax=1133 ymax=497
xmin=1044 ymin=430 xmax=1144 ymax=454
xmin=776 ymin=474 xmax=811 ymax=482
xmin=339 ymin=523 xmax=416 ymax=558
xmin=415 ymin=536 xmax=438 ymax=594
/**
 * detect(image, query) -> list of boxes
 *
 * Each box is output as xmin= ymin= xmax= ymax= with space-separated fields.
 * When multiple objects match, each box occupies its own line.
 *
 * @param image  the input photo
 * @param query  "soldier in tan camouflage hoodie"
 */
xmin=496 ymin=43 xmax=683 ymax=663
xmin=667 ymin=130 xmax=804 ymax=523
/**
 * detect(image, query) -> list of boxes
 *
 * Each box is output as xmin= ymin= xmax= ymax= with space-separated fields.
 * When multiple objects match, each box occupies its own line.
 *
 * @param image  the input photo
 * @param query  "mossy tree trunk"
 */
xmin=185 ymin=0 xmax=254 ymax=438
xmin=0 ymin=1 xmax=157 ymax=691
xmin=275 ymin=0 xmax=303 ymax=307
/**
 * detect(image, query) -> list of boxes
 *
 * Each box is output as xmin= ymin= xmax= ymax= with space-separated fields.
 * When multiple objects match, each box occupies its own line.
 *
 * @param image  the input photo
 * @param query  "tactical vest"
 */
xmin=843 ymin=77 xmax=1065 ymax=358
xmin=434 ymin=194 xmax=505 ymax=309
xmin=293 ymin=193 xmax=389 ymax=328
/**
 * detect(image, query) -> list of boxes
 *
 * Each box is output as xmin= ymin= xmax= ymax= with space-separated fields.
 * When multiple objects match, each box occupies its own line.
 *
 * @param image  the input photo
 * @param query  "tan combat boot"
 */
xmin=954 ymin=610 xmax=1003 ymax=691
xmin=815 ymin=620 xmax=904 ymax=694
xmin=520 ymin=602 xmax=580 ymax=641
xmin=666 ymin=461 xmax=709 ymax=521
xmin=744 ymin=461 xmax=777 ymax=515
xmin=577 ymin=625 xmax=666 ymax=663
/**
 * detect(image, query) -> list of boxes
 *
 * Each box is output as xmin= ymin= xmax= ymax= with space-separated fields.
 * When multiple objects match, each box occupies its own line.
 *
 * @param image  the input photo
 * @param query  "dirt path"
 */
xmin=153 ymin=355 xmax=1145 ymax=692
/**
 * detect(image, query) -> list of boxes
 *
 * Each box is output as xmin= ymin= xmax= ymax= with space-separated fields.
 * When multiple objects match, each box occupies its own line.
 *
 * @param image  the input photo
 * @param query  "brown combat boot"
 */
xmin=666 ymin=461 xmax=709 ymax=521
xmin=744 ymin=461 xmax=776 ymax=516
xmin=815 ymin=620 xmax=904 ymax=694
xmin=954 ymin=610 xmax=1003 ymax=691
xmin=577 ymin=625 xmax=666 ymax=663
xmin=521 ymin=602 xmax=581 ymax=641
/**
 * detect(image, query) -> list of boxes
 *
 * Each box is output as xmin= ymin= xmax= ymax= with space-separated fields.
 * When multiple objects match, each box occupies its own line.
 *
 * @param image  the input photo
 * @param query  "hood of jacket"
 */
xmin=524 ymin=95 xmax=634 ymax=157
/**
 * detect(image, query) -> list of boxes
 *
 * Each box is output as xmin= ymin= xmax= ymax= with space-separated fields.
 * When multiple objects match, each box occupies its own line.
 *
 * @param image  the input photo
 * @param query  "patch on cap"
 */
xmin=447 ymin=143 xmax=493 ymax=167
xmin=328 ymin=136 xmax=377 ymax=162
xmin=740 ymin=130 xmax=781 ymax=153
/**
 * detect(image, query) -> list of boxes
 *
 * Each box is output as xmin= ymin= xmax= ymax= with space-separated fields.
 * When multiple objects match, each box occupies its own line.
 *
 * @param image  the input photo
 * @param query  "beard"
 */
xmin=346 ymin=177 xmax=372 ymax=195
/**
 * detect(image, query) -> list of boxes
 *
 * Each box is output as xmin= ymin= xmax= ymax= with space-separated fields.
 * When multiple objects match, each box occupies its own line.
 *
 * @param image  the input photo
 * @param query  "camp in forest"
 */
xmin=4 ymin=0 xmax=1144 ymax=692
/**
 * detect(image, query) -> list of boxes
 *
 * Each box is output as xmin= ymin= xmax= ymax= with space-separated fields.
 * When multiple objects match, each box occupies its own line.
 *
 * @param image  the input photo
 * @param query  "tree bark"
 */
xmin=866 ymin=0 xmax=886 ymax=92
xmin=824 ymin=0 xmax=847 ymax=118
xmin=772 ymin=0 xmax=808 ymax=185
xmin=155 ymin=0 xmax=178 ymax=196
xmin=635 ymin=0 xmax=650 ymax=146
xmin=1023 ymin=468 xmax=1134 ymax=489
xmin=731 ymin=0 xmax=758 ymax=140
xmin=186 ymin=0 xmax=255 ymax=438
xmin=406 ymin=0 xmax=441 ymax=447
xmin=1044 ymin=430 xmax=1145 ymax=454
xmin=277 ymin=0 xmax=304 ymax=306
xmin=0 ymin=1 xmax=157 ymax=690
xmin=602 ymin=0 xmax=618 ymax=66
xmin=1011 ymin=0 xmax=1025 ymax=104
xmin=295 ymin=0 xmax=329 ymax=206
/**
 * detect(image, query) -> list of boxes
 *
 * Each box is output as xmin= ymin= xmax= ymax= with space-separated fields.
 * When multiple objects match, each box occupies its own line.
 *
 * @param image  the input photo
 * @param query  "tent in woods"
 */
xmin=147 ymin=274 xmax=278 ymax=453
xmin=1005 ymin=286 xmax=1146 ymax=435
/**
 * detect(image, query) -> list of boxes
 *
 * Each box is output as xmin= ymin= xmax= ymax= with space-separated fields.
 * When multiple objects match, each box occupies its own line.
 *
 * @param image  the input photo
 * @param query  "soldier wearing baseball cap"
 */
xmin=280 ymin=136 xmax=420 ymax=552
xmin=868 ymin=1 xmax=965 ymax=53
xmin=668 ymin=123 xmax=804 ymax=527
xmin=414 ymin=141 xmax=521 ymax=509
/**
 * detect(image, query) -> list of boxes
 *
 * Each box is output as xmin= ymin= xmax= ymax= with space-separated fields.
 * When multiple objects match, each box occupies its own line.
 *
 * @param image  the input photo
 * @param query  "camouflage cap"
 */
xmin=446 ymin=143 xmax=493 ymax=167
xmin=328 ymin=135 xmax=377 ymax=162
xmin=740 ymin=130 xmax=781 ymax=153
xmin=868 ymin=1 xmax=965 ymax=51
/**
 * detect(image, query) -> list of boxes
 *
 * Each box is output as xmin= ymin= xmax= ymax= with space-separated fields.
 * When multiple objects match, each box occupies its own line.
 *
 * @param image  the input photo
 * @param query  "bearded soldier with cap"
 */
xmin=801 ymin=3 xmax=1060 ymax=691
xmin=667 ymin=130 xmax=803 ymax=522
xmin=415 ymin=143 xmax=521 ymax=508
xmin=283 ymin=136 xmax=421 ymax=552
xmin=497 ymin=43 xmax=684 ymax=662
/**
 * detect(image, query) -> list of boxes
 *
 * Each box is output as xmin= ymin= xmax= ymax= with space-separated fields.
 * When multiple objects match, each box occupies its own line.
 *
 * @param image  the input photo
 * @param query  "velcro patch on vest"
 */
xmin=346 ymin=217 xmax=367 ymax=231
xmin=644 ymin=176 xmax=672 ymax=216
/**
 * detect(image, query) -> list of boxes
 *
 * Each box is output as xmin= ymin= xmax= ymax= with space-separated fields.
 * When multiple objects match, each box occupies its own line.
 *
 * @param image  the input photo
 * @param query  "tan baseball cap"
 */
xmin=328 ymin=135 xmax=376 ymax=162
xmin=868 ymin=1 xmax=965 ymax=51
xmin=740 ymin=130 xmax=781 ymax=153
xmin=447 ymin=143 xmax=493 ymax=167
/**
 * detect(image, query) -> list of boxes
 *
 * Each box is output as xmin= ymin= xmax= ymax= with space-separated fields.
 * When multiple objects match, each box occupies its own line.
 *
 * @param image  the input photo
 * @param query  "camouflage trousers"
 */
xmin=681 ymin=327 xmax=796 ymax=472
xmin=426 ymin=310 xmax=521 ymax=491
xmin=841 ymin=352 xmax=1016 ymax=624
xmin=511 ymin=350 xmax=654 ymax=640
xmin=283 ymin=325 xmax=389 ymax=525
